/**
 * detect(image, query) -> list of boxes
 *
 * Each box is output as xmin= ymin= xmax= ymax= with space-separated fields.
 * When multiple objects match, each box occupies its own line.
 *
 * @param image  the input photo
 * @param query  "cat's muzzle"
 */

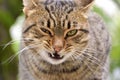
xmin=48 ymin=52 xmax=64 ymax=60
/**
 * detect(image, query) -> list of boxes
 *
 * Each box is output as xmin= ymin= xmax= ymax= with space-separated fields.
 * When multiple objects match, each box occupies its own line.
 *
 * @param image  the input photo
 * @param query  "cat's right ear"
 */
xmin=23 ymin=0 xmax=36 ymax=16
xmin=23 ymin=0 xmax=43 ymax=16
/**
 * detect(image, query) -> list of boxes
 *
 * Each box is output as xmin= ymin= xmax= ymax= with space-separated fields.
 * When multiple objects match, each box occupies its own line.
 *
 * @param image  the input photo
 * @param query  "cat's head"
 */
xmin=22 ymin=0 xmax=94 ymax=65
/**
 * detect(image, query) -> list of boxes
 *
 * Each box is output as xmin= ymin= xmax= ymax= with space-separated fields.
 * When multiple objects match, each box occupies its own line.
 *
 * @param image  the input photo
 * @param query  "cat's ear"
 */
xmin=23 ymin=0 xmax=30 ymax=7
xmin=23 ymin=0 xmax=43 ymax=16
xmin=76 ymin=0 xmax=94 ymax=13
xmin=23 ymin=0 xmax=36 ymax=16
xmin=23 ymin=0 xmax=40 ymax=7
xmin=69 ymin=0 xmax=94 ymax=23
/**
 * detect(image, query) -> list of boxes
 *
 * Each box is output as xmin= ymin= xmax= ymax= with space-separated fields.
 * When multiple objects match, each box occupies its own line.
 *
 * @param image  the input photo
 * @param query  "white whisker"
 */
xmin=2 ymin=40 xmax=19 ymax=50
xmin=83 ymin=52 xmax=100 ymax=62
xmin=76 ymin=50 xmax=101 ymax=63
xmin=85 ymin=48 xmax=102 ymax=54
xmin=1 ymin=47 xmax=28 ymax=64
xmin=71 ymin=53 xmax=95 ymax=73
xmin=72 ymin=50 xmax=102 ymax=68
xmin=1 ymin=38 xmax=34 ymax=50
xmin=1 ymin=43 xmax=42 ymax=64
xmin=73 ymin=53 xmax=96 ymax=75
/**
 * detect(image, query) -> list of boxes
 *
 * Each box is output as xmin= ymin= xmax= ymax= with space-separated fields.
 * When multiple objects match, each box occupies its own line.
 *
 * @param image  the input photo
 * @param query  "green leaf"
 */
xmin=0 ymin=10 xmax=14 ymax=28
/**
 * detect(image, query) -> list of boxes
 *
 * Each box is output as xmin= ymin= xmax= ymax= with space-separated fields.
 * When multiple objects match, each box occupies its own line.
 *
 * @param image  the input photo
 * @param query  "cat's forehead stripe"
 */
xmin=23 ymin=24 xmax=36 ymax=33
xmin=44 ymin=0 xmax=76 ymax=29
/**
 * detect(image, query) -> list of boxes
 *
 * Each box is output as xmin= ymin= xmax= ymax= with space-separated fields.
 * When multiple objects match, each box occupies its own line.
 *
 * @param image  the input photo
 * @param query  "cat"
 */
xmin=19 ymin=0 xmax=111 ymax=80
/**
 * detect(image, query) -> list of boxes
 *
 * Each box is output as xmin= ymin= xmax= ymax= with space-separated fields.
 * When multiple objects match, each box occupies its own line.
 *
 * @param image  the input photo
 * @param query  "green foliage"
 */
xmin=0 ymin=10 xmax=14 ymax=28
xmin=110 ymin=13 xmax=120 ymax=72
xmin=0 ymin=0 xmax=22 ymax=80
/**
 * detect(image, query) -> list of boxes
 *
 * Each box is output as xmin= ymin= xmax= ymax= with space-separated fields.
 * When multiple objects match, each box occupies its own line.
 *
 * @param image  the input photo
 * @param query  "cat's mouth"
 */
xmin=48 ymin=52 xmax=64 ymax=60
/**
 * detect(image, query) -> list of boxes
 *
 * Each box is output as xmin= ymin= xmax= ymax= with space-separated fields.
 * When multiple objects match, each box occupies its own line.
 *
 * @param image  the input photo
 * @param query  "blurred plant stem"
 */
xmin=0 ymin=0 xmax=22 ymax=80
xmin=112 ymin=0 xmax=120 ymax=9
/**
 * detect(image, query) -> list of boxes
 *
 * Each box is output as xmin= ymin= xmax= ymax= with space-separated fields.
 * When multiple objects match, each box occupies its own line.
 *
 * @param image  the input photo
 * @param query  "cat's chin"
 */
xmin=40 ymin=51 xmax=71 ymax=65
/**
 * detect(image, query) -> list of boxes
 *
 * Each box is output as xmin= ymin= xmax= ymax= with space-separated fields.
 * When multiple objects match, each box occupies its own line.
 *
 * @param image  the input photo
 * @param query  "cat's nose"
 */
xmin=54 ymin=46 xmax=62 ymax=53
xmin=52 ymin=36 xmax=64 ymax=53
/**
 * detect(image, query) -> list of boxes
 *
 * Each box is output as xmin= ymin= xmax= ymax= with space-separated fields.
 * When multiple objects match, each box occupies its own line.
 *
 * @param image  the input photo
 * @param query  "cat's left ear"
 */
xmin=76 ymin=0 xmax=94 ymax=13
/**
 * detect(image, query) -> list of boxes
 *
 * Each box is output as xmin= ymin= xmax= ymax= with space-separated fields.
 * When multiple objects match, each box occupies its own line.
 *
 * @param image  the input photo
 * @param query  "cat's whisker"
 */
xmin=1 ymin=43 xmax=42 ymax=64
xmin=86 ymin=57 xmax=102 ymax=67
xmin=72 ymin=54 xmax=95 ymax=74
xmin=1 ymin=38 xmax=33 ymax=50
xmin=71 ymin=52 xmax=83 ymax=61
xmin=1 ymin=47 xmax=29 ymax=64
xmin=75 ymin=48 xmax=103 ymax=56
xmin=73 ymin=51 xmax=102 ymax=67
xmin=70 ymin=55 xmax=83 ymax=66
xmin=76 ymin=54 xmax=96 ymax=74
xmin=76 ymin=50 xmax=101 ymax=63
xmin=82 ymin=59 xmax=95 ymax=74
xmin=82 ymin=52 xmax=100 ymax=61
xmin=73 ymin=51 xmax=84 ymax=59
xmin=82 ymin=54 xmax=102 ymax=67
xmin=2 ymin=40 xmax=19 ymax=50
xmin=70 ymin=55 xmax=76 ymax=61
xmin=21 ymin=38 xmax=35 ymax=42
xmin=85 ymin=48 xmax=103 ymax=54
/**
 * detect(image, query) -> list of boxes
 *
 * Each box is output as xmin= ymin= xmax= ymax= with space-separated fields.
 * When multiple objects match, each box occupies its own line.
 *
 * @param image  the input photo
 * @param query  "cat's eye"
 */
xmin=40 ymin=28 xmax=51 ymax=35
xmin=66 ymin=29 xmax=78 ymax=37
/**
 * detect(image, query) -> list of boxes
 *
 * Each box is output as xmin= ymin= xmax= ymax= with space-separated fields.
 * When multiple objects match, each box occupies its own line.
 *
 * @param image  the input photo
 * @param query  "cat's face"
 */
xmin=22 ymin=0 xmax=93 ymax=65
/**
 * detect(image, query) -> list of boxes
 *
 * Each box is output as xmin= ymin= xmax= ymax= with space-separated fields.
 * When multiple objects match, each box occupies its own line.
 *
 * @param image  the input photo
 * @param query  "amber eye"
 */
xmin=66 ymin=29 xmax=78 ymax=37
xmin=40 ymin=28 xmax=51 ymax=35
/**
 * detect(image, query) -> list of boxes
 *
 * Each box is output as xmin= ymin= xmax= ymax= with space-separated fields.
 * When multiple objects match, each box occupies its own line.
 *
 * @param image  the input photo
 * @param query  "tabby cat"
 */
xmin=19 ymin=0 xmax=111 ymax=80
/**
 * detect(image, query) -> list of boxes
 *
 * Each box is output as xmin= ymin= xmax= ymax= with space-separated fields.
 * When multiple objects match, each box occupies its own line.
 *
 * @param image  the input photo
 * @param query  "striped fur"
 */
xmin=19 ymin=0 xmax=111 ymax=80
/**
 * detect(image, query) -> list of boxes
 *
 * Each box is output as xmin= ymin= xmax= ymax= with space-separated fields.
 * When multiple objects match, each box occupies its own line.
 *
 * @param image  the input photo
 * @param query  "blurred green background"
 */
xmin=0 ymin=0 xmax=120 ymax=80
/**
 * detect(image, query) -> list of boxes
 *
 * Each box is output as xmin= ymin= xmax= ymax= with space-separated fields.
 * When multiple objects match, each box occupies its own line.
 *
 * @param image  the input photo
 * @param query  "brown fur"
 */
xmin=19 ymin=0 xmax=111 ymax=80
